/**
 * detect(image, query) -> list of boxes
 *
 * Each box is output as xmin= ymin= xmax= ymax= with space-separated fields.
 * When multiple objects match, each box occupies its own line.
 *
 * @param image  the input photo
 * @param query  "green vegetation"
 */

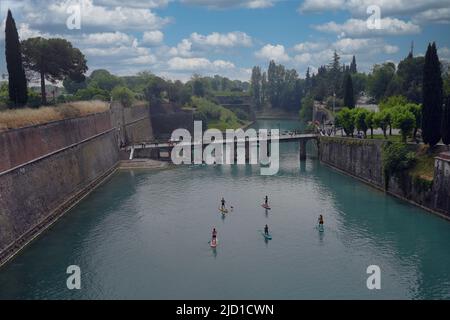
xmin=422 ymin=42 xmax=444 ymax=147
xmin=21 ymin=37 xmax=88 ymax=104
xmin=111 ymin=86 xmax=135 ymax=108
xmin=382 ymin=142 xmax=416 ymax=187
xmin=5 ymin=10 xmax=28 ymax=107
xmin=190 ymin=97 xmax=246 ymax=130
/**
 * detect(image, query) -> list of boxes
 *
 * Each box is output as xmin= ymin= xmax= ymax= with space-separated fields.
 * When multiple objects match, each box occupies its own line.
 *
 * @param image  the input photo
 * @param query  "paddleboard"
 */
xmin=261 ymin=204 xmax=271 ymax=210
xmin=219 ymin=207 xmax=228 ymax=214
xmin=260 ymin=231 xmax=272 ymax=240
xmin=210 ymin=238 xmax=218 ymax=248
xmin=317 ymin=224 xmax=324 ymax=232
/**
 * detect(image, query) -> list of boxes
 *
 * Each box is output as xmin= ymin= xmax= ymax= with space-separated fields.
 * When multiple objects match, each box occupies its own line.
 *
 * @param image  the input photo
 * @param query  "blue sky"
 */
xmin=0 ymin=0 xmax=449 ymax=82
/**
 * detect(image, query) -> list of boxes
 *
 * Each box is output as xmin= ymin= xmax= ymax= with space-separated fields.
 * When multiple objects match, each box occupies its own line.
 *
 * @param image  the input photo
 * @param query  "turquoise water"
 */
xmin=1 ymin=120 xmax=450 ymax=299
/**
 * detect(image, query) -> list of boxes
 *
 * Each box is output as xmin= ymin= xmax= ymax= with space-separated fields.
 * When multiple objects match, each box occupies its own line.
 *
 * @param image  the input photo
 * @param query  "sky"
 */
xmin=0 ymin=0 xmax=449 ymax=82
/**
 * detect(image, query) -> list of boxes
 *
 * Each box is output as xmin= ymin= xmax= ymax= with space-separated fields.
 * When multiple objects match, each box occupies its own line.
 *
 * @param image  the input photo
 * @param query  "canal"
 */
xmin=1 ymin=120 xmax=450 ymax=299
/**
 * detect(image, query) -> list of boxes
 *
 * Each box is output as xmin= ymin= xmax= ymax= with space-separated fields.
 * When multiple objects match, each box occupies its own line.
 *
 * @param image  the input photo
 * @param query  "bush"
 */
xmin=234 ymin=109 xmax=249 ymax=121
xmin=382 ymin=142 xmax=416 ymax=188
xmin=111 ymin=86 xmax=135 ymax=108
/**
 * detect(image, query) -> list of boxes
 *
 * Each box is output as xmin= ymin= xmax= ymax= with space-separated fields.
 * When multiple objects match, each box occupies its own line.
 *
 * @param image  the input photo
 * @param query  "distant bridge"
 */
xmin=125 ymin=133 xmax=319 ymax=162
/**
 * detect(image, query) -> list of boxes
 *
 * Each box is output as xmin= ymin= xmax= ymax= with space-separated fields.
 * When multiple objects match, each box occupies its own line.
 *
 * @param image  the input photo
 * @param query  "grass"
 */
xmin=409 ymin=145 xmax=437 ymax=181
xmin=371 ymin=134 xmax=403 ymax=142
xmin=0 ymin=100 xmax=109 ymax=131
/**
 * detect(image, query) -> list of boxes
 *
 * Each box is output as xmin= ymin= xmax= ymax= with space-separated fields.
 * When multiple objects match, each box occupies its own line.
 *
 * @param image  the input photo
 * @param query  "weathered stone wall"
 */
xmin=319 ymin=137 xmax=450 ymax=219
xmin=0 ymin=112 xmax=112 ymax=172
xmin=433 ymin=154 xmax=450 ymax=214
xmin=151 ymin=111 xmax=194 ymax=139
xmin=0 ymin=129 xmax=119 ymax=264
xmin=319 ymin=137 xmax=384 ymax=187
xmin=110 ymin=102 xmax=153 ymax=145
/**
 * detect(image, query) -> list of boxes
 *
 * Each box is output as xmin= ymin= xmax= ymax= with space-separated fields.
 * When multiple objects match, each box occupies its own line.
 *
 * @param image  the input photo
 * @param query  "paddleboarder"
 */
xmin=220 ymin=197 xmax=226 ymax=211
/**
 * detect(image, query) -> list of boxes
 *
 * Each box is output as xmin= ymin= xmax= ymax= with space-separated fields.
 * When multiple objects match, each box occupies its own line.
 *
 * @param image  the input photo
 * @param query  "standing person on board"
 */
xmin=220 ymin=197 xmax=226 ymax=211
xmin=318 ymin=215 xmax=324 ymax=226
xmin=264 ymin=224 xmax=269 ymax=236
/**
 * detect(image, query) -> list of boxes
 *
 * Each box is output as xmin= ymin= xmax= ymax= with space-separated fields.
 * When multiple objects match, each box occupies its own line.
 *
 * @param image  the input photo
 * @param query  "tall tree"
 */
xmin=251 ymin=66 xmax=262 ymax=108
xmin=422 ymin=42 xmax=443 ymax=147
xmin=261 ymin=72 xmax=267 ymax=106
xmin=350 ymin=55 xmax=357 ymax=74
xmin=5 ymin=9 xmax=28 ymax=107
xmin=442 ymin=96 xmax=450 ymax=145
xmin=21 ymin=37 xmax=87 ymax=104
xmin=343 ymin=73 xmax=355 ymax=108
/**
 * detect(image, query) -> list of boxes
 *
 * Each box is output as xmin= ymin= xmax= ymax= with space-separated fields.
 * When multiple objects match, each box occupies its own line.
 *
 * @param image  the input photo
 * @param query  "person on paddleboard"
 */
xmin=318 ymin=215 xmax=324 ymax=226
xmin=264 ymin=196 xmax=269 ymax=206
xmin=220 ymin=197 xmax=226 ymax=210
xmin=264 ymin=224 xmax=269 ymax=235
xmin=212 ymin=228 xmax=217 ymax=240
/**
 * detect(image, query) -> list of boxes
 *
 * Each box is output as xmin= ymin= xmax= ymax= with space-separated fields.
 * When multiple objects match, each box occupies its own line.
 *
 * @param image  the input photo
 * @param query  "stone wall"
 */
xmin=0 ymin=112 xmax=112 ymax=172
xmin=319 ymin=137 xmax=384 ymax=187
xmin=110 ymin=102 xmax=153 ymax=145
xmin=0 ymin=129 xmax=119 ymax=264
xmin=319 ymin=136 xmax=450 ymax=219
xmin=151 ymin=111 xmax=194 ymax=139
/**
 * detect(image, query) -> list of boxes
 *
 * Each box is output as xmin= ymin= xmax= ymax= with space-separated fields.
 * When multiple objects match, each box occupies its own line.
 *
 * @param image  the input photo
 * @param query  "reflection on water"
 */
xmin=1 ymin=120 xmax=450 ymax=299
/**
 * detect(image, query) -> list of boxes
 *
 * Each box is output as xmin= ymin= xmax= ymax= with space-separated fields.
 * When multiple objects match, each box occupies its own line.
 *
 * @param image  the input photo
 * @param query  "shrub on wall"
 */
xmin=111 ymin=86 xmax=135 ymax=108
xmin=382 ymin=142 xmax=416 ymax=189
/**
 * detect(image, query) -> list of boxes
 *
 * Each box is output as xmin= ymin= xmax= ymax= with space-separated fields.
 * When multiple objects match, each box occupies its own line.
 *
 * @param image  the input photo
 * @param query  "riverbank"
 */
xmin=0 ymin=101 xmax=154 ymax=267
xmin=319 ymin=136 xmax=450 ymax=221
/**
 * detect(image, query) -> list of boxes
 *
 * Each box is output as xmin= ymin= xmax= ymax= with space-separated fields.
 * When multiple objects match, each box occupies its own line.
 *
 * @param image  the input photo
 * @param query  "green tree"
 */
xmin=299 ymin=95 xmax=314 ymax=122
xmin=373 ymin=110 xmax=391 ymax=139
xmin=350 ymin=55 xmax=357 ymax=74
xmin=365 ymin=111 xmax=375 ymax=139
xmin=367 ymin=62 xmax=396 ymax=102
xmin=379 ymin=95 xmax=408 ymax=111
xmin=111 ymin=86 xmax=135 ymax=108
xmin=5 ymin=9 xmax=28 ymax=107
xmin=392 ymin=107 xmax=416 ymax=143
xmin=336 ymin=107 xmax=355 ymax=136
xmin=343 ymin=73 xmax=355 ymax=108
xmin=88 ymin=69 xmax=123 ymax=92
xmin=21 ymin=37 xmax=88 ymax=104
xmin=355 ymin=108 xmax=369 ymax=137
xmin=251 ymin=66 xmax=262 ymax=108
xmin=422 ymin=42 xmax=443 ymax=147
xmin=405 ymin=103 xmax=422 ymax=140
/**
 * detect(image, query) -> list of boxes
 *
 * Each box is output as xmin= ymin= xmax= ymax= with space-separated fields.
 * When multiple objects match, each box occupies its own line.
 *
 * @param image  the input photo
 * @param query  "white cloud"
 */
xmin=80 ymin=32 xmax=135 ymax=47
xmin=413 ymin=7 xmax=450 ymax=24
xmin=255 ymin=44 xmax=290 ymax=62
xmin=314 ymin=18 xmax=421 ymax=38
xmin=168 ymin=39 xmax=193 ymax=57
xmin=190 ymin=31 xmax=252 ymax=48
xmin=181 ymin=0 xmax=277 ymax=9
xmin=95 ymin=0 xmax=169 ymax=9
xmin=24 ymin=0 xmax=171 ymax=32
xmin=142 ymin=31 xmax=164 ymax=46
xmin=299 ymin=0 xmax=450 ymax=17
xmin=294 ymin=41 xmax=327 ymax=52
xmin=167 ymin=57 xmax=235 ymax=71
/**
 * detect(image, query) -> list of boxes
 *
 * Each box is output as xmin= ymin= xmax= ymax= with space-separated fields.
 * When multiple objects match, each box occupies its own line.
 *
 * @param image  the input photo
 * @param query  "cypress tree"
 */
xmin=442 ymin=96 xmax=450 ymax=145
xmin=5 ymin=9 xmax=28 ymax=107
xmin=343 ymin=73 xmax=355 ymax=108
xmin=350 ymin=55 xmax=357 ymax=74
xmin=422 ymin=42 xmax=443 ymax=147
